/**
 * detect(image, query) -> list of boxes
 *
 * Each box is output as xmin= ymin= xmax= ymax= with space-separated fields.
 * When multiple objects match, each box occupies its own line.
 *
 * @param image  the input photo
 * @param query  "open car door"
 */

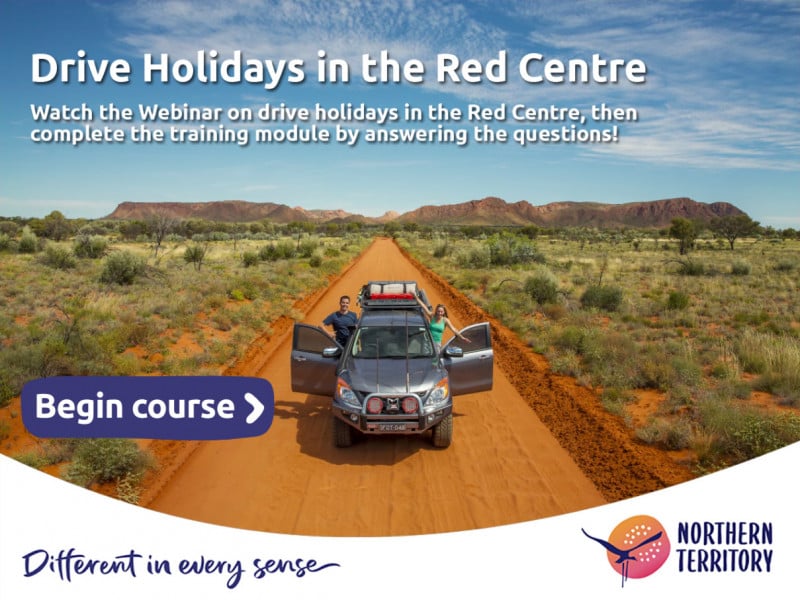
xmin=290 ymin=323 xmax=340 ymax=396
xmin=441 ymin=322 xmax=494 ymax=396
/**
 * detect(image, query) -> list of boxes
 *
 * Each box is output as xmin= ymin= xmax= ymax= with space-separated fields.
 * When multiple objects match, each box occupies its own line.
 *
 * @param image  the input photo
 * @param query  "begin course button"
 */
xmin=21 ymin=376 xmax=274 ymax=440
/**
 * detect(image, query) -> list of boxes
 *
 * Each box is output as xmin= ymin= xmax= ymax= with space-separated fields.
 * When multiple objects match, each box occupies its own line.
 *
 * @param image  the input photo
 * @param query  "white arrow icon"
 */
xmin=244 ymin=392 xmax=264 ymax=424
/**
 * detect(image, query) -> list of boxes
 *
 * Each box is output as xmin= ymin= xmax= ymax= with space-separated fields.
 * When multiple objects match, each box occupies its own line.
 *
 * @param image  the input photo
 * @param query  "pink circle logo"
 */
xmin=583 ymin=515 xmax=670 ymax=587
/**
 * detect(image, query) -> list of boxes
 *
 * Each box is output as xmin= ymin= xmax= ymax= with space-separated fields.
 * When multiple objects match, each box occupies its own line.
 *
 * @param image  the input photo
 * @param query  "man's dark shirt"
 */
xmin=323 ymin=310 xmax=358 ymax=346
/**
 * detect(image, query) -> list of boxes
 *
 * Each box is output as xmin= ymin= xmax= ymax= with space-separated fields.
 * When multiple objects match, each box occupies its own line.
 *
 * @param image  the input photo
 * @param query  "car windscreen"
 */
xmin=351 ymin=325 xmax=435 ymax=359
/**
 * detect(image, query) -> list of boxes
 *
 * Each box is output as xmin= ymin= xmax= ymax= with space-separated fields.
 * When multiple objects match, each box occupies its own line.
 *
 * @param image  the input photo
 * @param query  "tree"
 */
xmin=669 ymin=218 xmax=698 ymax=255
xmin=41 ymin=210 xmax=72 ymax=241
xmin=708 ymin=214 xmax=760 ymax=250
xmin=145 ymin=211 xmax=177 ymax=257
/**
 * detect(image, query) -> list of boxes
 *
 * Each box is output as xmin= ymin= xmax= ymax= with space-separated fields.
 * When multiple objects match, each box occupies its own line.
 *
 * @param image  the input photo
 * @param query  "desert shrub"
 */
xmin=678 ymin=260 xmax=705 ymax=276
xmin=696 ymin=398 xmax=800 ymax=463
xmin=600 ymin=387 xmax=636 ymax=417
xmin=456 ymin=273 xmax=480 ymax=290
xmin=259 ymin=241 xmax=296 ymax=261
xmin=13 ymin=451 xmax=50 ymax=469
xmin=730 ymin=260 xmax=751 ymax=276
xmin=42 ymin=438 xmax=80 ymax=463
xmin=297 ymin=238 xmax=318 ymax=258
xmin=64 ymin=438 xmax=153 ymax=487
xmin=116 ymin=471 xmax=146 ymax=504
xmin=669 ymin=354 xmax=704 ymax=388
xmin=457 ymin=247 xmax=491 ymax=269
xmin=18 ymin=228 xmax=38 ymax=253
xmin=735 ymin=330 xmax=800 ymax=397
xmin=636 ymin=346 xmax=675 ymax=390
xmin=227 ymin=277 xmax=259 ymax=300
xmin=727 ymin=413 xmax=799 ymax=461
xmin=773 ymin=259 xmax=796 ymax=272
xmin=580 ymin=285 xmax=623 ymax=311
xmin=541 ymin=302 xmax=568 ymax=321
xmin=432 ymin=241 xmax=450 ymax=258
xmin=308 ymin=254 xmax=323 ymax=267
xmin=183 ymin=244 xmax=207 ymax=270
xmin=0 ymin=233 xmax=10 ymax=251
xmin=241 ymin=251 xmax=260 ymax=267
xmin=547 ymin=349 xmax=581 ymax=377
xmin=666 ymin=290 xmax=690 ymax=310
xmin=552 ymin=325 xmax=586 ymax=353
xmin=485 ymin=234 xmax=546 ymax=266
xmin=636 ymin=418 xmax=692 ymax=450
xmin=73 ymin=234 xmax=108 ymax=258
xmin=40 ymin=245 xmax=76 ymax=270
xmin=524 ymin=270 xmax=559 ymax=305
xmin=100 ymin=251 xmax=146 ymax=285
xmin=583 ymin=332 xmax=641 ymax=388
xmin=0 ymin=221 xmax=20 ymax=236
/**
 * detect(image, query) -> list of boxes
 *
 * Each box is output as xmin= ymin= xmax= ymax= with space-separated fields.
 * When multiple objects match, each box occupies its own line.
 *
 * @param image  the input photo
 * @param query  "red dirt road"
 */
xmin=144 ymin=238 xmax=691 ymax=536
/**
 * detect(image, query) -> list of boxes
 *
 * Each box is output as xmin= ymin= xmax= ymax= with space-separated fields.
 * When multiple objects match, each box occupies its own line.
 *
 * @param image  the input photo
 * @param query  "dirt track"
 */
xmin=144 ymin=238 xmax=691 ymax=536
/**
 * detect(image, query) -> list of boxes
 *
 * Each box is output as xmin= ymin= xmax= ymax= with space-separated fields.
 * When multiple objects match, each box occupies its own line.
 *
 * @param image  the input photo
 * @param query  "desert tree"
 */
xmin=41 ymin=210 xmax=72 ymax=241
xmin=145 ymin=211 xmax=178 ymax=258
xmin=669 ymin=217 xmax=698 ymax=255
xmin=708 ymin=214 xmax=760 ymax=250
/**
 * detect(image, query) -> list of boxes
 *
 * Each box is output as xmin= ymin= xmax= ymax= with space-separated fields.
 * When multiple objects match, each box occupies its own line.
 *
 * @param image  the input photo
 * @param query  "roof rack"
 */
xmin=358 ymin=281 xmax=422 ymax=309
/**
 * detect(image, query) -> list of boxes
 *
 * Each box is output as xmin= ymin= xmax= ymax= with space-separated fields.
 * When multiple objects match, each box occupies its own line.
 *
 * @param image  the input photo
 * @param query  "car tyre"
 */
xmin=334 ymin=416 xmax=353 ymax=448
xmin=431 ymin=413 xmax=453 ymax=448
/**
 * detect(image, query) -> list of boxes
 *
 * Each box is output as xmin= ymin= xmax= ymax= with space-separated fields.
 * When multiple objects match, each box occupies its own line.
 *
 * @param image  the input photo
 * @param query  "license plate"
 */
xmin=378 ymin=423 xmax=407 ymax=432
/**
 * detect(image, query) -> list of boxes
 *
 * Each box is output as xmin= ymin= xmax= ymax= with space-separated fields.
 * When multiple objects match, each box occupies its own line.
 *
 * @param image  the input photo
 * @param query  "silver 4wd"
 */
xmin=290 ymin=281 xmax=494 ymax=448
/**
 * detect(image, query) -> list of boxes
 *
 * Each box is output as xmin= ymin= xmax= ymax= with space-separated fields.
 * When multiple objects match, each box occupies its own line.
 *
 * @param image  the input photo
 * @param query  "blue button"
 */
xmin=21 ymin=376 xmax=274 ymax=440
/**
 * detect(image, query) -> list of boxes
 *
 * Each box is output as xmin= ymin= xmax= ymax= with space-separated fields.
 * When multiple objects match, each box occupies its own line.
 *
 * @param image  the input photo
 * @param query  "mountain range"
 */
xmin=104 ymin=196 xmax=746 ymax=229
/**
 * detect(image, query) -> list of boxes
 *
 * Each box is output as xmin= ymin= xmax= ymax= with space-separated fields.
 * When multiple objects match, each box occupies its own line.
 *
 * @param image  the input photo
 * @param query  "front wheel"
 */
xmin=431 ymin=413 xmax=453 ymax=448
xmin=333 ymin=416 xmax=353 ymax=448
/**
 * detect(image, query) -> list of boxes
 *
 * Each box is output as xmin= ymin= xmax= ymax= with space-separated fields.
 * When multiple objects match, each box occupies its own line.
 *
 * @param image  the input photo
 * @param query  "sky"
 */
xmin=0 ymin=0 xmax=798 ymax=227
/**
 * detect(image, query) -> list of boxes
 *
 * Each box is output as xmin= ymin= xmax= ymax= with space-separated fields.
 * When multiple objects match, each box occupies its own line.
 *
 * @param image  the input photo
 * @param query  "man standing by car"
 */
xmin=323 ymin=295 xmax=358 ymax=347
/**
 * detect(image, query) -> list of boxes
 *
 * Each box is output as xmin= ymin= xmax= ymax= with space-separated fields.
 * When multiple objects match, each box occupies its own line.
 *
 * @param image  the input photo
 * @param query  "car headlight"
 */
xmin=336 ymin=377 xmax=361 ymax=409
xmin=425 ymin=378 xmax=450 ymax=410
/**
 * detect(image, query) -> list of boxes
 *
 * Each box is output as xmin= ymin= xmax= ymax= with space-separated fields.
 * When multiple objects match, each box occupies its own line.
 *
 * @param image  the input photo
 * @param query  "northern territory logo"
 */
xmin=582 ymin=515 xmax=670 ymax=588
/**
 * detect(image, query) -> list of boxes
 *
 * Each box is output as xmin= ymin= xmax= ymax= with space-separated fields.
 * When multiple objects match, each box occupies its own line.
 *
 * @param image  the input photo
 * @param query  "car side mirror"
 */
xmin=445 ymin=346 xmax=464 ymax=357
xmin=322 ymin=347 xmax=342 ymax=358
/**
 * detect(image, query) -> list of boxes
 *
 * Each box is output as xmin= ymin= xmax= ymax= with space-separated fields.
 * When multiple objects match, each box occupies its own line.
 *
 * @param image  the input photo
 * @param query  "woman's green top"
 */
xmin=429 ymin=317 xmax=445 ymax=343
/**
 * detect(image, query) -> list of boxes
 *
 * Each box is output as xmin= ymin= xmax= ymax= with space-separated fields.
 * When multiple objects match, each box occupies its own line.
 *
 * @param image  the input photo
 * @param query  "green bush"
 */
xmin=678 ymin=260 xmax=706 ymax=276
xmin=774 ymin=259 xmax=796 ymax=272
xmin=18 ymin=228 xmax=38 ymax=253
xmin=73 ymin=235 xmax=108 ymax=258
xmin=64 ymin=438 xmax=152 ymax=487
xmin=100 ymin=251 xmax=146 ymax=285
xmin=524 ymin=271 xmax=559 ymax=305
xmin=183 ymin=244 xmax=207 ymax=270
xmin=730 ymin=261 xmax=751 ymax=276
xmin=666 ymin=290 xmax=690 ymax=310
xmin=432 ymin=241 xmax=450 ymax=258
xmin=40 ymin=245 xmax=76 ymax=270
xmin=258 ymin=241 xmax=296 ymax=261
xmin=552 ymin=325 xmax=586 ymax=353
xmin=580 ymin=285 xmax=623 ymax=311
xmin=241 ymin=251 xmax=260 ymax=267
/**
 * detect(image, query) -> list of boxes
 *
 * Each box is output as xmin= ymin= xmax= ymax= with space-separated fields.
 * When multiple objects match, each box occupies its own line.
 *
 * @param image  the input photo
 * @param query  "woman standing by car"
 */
xmin=416 ymin=296 xmax=470 ymax=353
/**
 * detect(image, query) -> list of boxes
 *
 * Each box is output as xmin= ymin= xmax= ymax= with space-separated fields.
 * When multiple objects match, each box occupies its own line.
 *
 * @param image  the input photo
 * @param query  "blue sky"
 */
xmin=1 ymin=0 xmax=798 ymax=227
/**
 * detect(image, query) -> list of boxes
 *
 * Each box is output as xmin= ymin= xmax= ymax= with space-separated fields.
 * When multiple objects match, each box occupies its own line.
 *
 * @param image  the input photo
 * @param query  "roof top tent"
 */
xmin=358 ymin=280 xmax=431 ymax=311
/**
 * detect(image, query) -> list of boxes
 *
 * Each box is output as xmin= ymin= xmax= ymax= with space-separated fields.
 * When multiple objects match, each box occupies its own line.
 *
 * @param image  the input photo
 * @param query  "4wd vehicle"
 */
xmin=290 ymin=281 xmax=494 ymax=448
